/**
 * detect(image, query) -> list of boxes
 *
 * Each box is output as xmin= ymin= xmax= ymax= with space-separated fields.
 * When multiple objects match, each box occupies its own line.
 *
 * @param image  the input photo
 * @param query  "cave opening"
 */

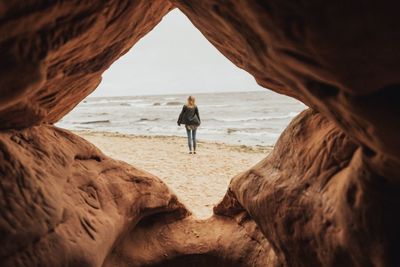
xmin=56 ymin=9 xmax=305 ymax=219
xmin=2 ymin=1 xmax=399 ymax=267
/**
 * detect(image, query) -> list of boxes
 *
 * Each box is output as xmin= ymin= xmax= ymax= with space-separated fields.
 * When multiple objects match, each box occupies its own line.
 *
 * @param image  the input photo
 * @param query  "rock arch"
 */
xmin=1 ymin=1 xmax=399 ymax=266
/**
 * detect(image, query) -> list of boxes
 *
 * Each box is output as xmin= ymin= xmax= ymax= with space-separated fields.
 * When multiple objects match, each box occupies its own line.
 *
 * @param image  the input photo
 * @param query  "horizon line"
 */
xmin=88 ymin=88 xmax=266 ymax=98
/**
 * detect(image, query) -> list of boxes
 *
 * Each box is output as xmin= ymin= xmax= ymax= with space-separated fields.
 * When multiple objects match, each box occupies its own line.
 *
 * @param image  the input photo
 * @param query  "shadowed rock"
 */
xmin=0 ymin=0 xmax=173 ymax=129
xmin=218 ymin=109 xmax=400 ymax=266
xmin=0 ymin=126 xmax=277 ymax=267
xmin=171 ymin=0 xmax=400 ymax=164
xmin=104 ymin=212 xmax=278 ymax=267
xmin=0 ymin=126 xmax=188 ymax=266
xmin=0 ymin=1 xmax=400 ymax=267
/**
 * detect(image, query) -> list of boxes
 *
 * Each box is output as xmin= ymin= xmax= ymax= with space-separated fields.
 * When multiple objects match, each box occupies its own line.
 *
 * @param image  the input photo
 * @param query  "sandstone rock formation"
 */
xmin=1 ymin=1 xmax=400 ymax=267
xmin=0 ymin=126 xmax=276 ymax=266
xmin=104 ymin=212 xmax=278 ymax=267
xmin=0 ymin=125 xmax=188 ymax=266
xmin=218 ymin=109 xmax=400 ymax=266
xmin=0 ymin=0 xmax=173 ymax=129
xmin=171 ymin=1 xmax=400 ymax=166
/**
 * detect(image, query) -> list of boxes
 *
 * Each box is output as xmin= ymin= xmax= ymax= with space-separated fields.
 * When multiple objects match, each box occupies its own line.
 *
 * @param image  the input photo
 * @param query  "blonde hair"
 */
xmin=187 ymin=96 xmax=196 ymax=107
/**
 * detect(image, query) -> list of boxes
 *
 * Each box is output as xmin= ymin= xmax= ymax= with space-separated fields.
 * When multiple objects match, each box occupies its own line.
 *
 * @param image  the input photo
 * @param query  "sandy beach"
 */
xmin=74 ymin=131 xmax=272 ymax=219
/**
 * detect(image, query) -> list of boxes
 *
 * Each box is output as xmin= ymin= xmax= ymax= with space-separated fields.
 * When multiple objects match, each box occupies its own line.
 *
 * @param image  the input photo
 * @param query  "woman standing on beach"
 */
xmin=177 ymin=96 xmax=201 ymax=154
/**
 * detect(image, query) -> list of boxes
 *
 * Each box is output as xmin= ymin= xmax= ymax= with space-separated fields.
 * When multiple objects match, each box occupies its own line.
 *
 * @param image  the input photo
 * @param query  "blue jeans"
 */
xmin=186 ymin=128 xmax=197 ymax=151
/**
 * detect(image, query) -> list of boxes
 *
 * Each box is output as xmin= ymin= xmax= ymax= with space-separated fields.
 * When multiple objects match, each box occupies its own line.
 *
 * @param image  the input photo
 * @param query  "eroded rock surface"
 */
xmin=171 ymin=0 xmax=400 ymax=165
xmin=0 ymin=126 xmax=188 ymax=266
xmin=0 ymin=0 xmax=173 ymax=129
xmin=0 ymin=126 xmax=276 ymax=267
xmin=0 ymin=1 xmax=400 ymax=267
xmin=104 ymin=212 xmax=278 ymax=267
xmin=218 ymin=109 xmax=400 ymax=266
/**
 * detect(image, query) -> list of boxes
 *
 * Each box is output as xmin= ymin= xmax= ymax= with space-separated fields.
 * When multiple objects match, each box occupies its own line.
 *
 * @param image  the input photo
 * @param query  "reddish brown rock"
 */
xmin=104 ymin=212 xmax=278 ymax=267
xmin=171 ymin=0 xmax=400 ymax=164
xmin=0 ymin=125 xmax=188 ymax=267
xmin=1 ymin=1 xmax=400 ymax=267
xmin=217 ymin=109 xmax=400 ymax=266
xmin=1 ymin=1 xmax=398 ymax=161
xmin=0 ymin=126 xmax=277 ymax=267
xmin=0 ymin=0 xmax=173 ymax=129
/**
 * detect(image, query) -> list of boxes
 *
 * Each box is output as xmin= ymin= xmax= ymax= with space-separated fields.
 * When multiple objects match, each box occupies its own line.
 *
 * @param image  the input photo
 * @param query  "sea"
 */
xmin=57 ymin=90 xmax=306 ymax=146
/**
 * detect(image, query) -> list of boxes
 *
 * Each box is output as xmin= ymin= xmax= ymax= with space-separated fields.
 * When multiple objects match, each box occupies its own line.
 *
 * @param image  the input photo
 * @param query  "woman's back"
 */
xmin=177 ymin=96 xmax=201 ymax=154
xmin=178 ymin=104 xmax=200 ymax=126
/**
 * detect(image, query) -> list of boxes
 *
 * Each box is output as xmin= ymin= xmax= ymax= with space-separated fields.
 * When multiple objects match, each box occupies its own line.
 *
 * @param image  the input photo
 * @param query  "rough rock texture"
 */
xmin=0 ymin=125 xmax=189 ymax=266
xmin=171 ymin=0 xmax=400 ymax=165
xmin=217 ymin=109 xmax=400 ymax=266
xmin=0 ymin=0 xmax=173 ymax=129
xmin=1 ymin=1 xmax=400 ymax=267
xmin=104 ymin=212 xmax=278 ymax=267
xmin=0 ymin=126 xmax=277 ymax=267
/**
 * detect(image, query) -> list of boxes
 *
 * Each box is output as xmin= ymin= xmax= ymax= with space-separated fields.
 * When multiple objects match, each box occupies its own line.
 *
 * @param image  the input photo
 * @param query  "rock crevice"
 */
xmin=1 ymin=1 xmax=400 ymax=266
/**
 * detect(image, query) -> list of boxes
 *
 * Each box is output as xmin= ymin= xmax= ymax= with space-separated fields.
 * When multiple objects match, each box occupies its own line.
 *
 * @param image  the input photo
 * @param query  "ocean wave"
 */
xmin=58 ymin=92 xmax=306 ymax=146
xmin=83 ymin=98 xmax=145 ymax=106
xmin=78 ymin=120 xmax=111 ymax=124
xmin=225 ymin=128 xmax=280 ymax=137
xmin=226 ymin=126 xmax=278 ymax=133
xmin=137 ymin=118 xmax=160 ymax=122
xmin=198 ymin=104 xmax=232 ymax=108
xmin=209 ymin=112 xmax=300 ymax=123
xmin=150 ymin=101 xmax=184 ymax=106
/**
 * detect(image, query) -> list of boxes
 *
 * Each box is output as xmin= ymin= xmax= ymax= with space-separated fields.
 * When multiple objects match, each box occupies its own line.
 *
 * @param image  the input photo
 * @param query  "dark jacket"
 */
xmin=177 ymin=105 xmax=201 ymax=126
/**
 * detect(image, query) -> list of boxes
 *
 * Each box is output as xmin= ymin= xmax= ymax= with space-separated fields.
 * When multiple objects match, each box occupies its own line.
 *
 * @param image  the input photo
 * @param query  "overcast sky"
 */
xmin=91 ymin=9 xmax=265 ymax=97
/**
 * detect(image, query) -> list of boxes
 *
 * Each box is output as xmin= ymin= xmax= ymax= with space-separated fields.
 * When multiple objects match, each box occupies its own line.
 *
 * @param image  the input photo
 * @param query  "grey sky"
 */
xmin=91 ymin=9 xmax=265 ymax=97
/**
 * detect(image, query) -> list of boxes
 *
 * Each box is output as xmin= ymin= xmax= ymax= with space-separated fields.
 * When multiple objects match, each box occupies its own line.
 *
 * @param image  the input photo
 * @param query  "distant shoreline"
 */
xmin=58 ymin=90 xmax=304 ymax=147
xmin=72 ymin=129 xmax=273 ymax=154
xmin=72 ymin=129 xmax=272 ymax=218
xmin=88 ymin=89 xmax=265 ymax=99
